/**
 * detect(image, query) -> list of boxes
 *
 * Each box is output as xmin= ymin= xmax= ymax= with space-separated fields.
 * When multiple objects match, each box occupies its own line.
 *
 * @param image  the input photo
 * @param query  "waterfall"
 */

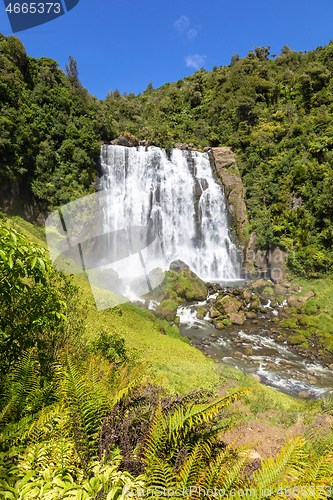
xmin=99 ymin=145 xmax=240 ymax=282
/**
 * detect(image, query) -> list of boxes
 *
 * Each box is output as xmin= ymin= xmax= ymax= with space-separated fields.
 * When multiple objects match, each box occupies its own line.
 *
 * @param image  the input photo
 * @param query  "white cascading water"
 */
xmin=99 ymin=144 xmax=240 ymax=281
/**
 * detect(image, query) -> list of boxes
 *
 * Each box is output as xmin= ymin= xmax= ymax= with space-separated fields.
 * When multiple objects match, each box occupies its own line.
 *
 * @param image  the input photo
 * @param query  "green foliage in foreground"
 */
xmin=0 ymin=216 xmax=333 ymax=498
xmin=0 ymin=220 xmax=84 ymax=376
xmin=0 ymin=349 xmax=333 ymax=499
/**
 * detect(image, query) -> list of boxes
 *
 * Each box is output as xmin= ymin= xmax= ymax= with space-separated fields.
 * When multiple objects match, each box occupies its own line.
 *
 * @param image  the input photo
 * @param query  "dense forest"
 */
xmin=1 ymin=34 xmax=333 ymax=497
xmin=1 ymin=35 xmax=333 ymax=276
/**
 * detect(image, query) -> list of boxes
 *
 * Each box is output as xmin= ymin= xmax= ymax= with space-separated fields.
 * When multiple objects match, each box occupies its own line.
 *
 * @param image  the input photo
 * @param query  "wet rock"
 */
xmin=269 ymin=247 xmax=287 ymax=284
xmin=250 ymin=297 xmax=260 ymax=311
xmin=261 ymin=286 xmax=274 ymax=298
xmin=154 ymin=299 xmax=178 ymax=322
xmin=242 ymin=290 xmax=254 ymax=302
xmin=251 ymin=279 xmax=266 ymax=292
xmin=197 ymin=306 xmax=206 ymax=320
xmin=245 ymin=347 xmax=254 ymax=356
xmin=209 ymin=306 xmax=220 ymax=318
xmin=216 ymin=295 xmax=242 ymax=314
xmin=250 ymin=374 xmax=261 ymax=383
xmin=288 ymin=334 xmax=307 ymax=345
xmin=245 ymin=311 xmax=257 ymax=319
xmin=214 ymin=322 xmax=225 ymax=330
xmin=114 ymin=134 xmax=134 ymax=147
xmin=211 ymin=147 xmax=248 ymax=251
xmin=287 ymin=296 xmax=300 ymax=308
xmin=274 ymin=284 xmax=287 ymax=296
xmin=174 ymin=267 xmax=207 ymax=301
xmin=209 ymin=283 xmax=220 ymax=293
xmin=230 ymin=312 xmax=245 ymax=325
xmin=233 ymin=351 xmax=243 ymax=358
xmin=298 ymin=391 xmax=311 ymax=399
xmin=298 ymin=290 xmax=315 ymax=303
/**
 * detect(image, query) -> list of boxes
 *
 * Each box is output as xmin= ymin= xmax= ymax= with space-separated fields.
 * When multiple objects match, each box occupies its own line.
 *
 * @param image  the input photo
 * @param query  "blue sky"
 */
xmin=1 ymin=0 xmax=333 ymax=100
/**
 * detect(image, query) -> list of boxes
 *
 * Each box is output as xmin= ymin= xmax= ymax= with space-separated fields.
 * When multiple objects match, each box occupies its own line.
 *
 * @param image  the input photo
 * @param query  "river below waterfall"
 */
xmin=177 ymin=297 xmax=333 ymax=399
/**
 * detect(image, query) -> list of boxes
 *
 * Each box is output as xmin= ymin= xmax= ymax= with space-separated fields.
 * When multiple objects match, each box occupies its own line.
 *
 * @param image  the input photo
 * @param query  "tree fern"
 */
xmin=143 ymin=388 xmax=251 ymax=469
xmin=54 ymin=351 xmax=112 ymax=464
xmin=177 ymin=439 xmax=212 ymax=488
xmin=198 ymin=440 xmax=251 ymax=493
xmin=0 ymin=348 xmax=42 ymax=425
xmin=251 ymin=436 xmax=306 ymax=493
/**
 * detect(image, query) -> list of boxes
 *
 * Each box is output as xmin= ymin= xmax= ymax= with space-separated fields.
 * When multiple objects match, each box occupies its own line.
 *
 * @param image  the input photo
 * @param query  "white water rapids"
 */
xmin=99 ymin=145 xmax=240 ymax=281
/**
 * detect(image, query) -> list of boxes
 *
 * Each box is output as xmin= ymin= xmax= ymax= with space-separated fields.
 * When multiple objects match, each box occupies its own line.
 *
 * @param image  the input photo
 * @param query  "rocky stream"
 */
xmin=149 ymin=268 xmax=333 ymax=400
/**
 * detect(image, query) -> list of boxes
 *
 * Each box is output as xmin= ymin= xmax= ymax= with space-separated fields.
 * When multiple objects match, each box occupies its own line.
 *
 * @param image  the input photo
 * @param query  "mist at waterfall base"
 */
xmin=99 ymin=145 xmax=241 ymax=288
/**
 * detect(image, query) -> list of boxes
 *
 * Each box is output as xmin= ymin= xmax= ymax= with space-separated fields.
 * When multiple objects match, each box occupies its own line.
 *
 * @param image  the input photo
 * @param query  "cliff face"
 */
xmin=210 ymin=147 xmax=287 ymax=283
xmin=0 ymin=179 xmax=46 ymax=225
xmin=210 ymin=147 xmax=248 ymax=252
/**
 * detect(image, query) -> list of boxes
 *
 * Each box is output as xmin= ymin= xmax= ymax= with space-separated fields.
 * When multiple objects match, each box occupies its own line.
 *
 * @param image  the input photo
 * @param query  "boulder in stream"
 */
xmin=230 ymin=312 xmax=245 ymax=325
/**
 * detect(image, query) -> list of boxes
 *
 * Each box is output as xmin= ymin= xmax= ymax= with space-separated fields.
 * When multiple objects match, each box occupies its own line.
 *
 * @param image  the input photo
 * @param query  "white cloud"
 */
xmin=174 ymin=16 xmax=199 ymax=41
xmin=186 ymin=28 xmax=197 ymax=41
xmin=174 ymin=15 xmax=190 ymax=32
xmin=185 ymin=54 xmax=206 ymax=69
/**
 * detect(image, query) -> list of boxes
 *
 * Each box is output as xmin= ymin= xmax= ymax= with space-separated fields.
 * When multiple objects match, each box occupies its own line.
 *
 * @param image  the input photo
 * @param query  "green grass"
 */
xmin=294 ymin=276 xmax=333 ymax=318
xmin=8 ymin=215 xmax=47 ymax=247
xmin=293 ymin=276 xmax=333 ymax=353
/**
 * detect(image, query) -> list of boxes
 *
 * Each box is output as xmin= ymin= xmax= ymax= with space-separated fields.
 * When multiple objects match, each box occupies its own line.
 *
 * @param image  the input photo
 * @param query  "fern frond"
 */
xmin=298 ymin=451 xmax=333 ymax=485
xmin=143 ymin=403 xmax=168 ymax=466
xmin=177 ymin=439 xmax=212 ymax=487
xmin=168 ymin=389 xmax=251 ymax=449
xmin=200 ymin=440 xmax=248 ymax=491
xmin=0 ymin=348 xmax=41 ymax=424
xmin=25 ymin=403 xmax=71 ymax=443
xmin=145 ymin=456 xmax=177 ymax=488
xmin=0 ymin=414 xmax=33 ymax=446
xmin=253 ymin=436 xmax=306 ymax=490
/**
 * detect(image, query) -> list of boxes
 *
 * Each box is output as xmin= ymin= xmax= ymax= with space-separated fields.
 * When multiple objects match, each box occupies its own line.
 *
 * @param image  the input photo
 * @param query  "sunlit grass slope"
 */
xmin=6 ymin=215 xmax=220 ymax=394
